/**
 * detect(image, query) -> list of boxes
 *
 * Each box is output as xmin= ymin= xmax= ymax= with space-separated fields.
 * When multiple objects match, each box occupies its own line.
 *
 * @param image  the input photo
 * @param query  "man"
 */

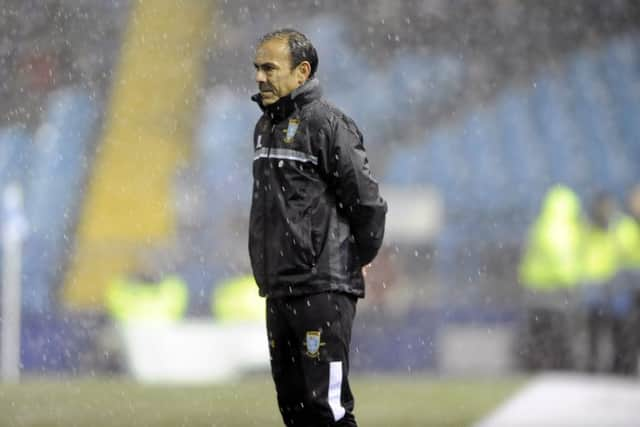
xmin=581 ymin=192 xmax=619 ymax=373
xmin=248 ymin=29 xmax=387 ymax=427
xmin=611 ymin=185 xmax=640 ymax=375
xmin=517 ymin=185 xmax=583 ymax=371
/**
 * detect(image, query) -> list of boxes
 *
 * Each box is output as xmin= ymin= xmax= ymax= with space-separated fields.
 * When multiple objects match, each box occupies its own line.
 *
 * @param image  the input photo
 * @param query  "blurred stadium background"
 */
xmin=1 ymin=0 xmax=640 ymax=425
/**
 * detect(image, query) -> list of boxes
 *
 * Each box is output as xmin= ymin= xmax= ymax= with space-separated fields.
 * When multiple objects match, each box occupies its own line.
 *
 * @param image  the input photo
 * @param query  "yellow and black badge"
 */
xmin=284 ymin=118 xmax=300 ymax=143
xmin=305 ymin=330 xmax=325 ymax=358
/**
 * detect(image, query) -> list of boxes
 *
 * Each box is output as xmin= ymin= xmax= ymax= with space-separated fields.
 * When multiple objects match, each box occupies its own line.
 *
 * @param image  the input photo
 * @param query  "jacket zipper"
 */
xmin=263 ymin=123 xmax=275 ymax=292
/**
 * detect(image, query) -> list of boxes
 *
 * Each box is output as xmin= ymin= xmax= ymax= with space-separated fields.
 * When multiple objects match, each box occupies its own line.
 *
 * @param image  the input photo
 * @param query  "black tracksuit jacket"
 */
xmin=249 ymin=78 xmax=387 ymax=299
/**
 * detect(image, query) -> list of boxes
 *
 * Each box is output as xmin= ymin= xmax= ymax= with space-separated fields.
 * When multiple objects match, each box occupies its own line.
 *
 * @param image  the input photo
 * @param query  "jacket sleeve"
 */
xmin=322 ymin=115 xmax=387 ymax=266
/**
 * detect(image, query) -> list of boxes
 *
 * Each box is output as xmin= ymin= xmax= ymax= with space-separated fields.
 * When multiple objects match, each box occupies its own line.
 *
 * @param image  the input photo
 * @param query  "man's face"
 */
xmin=254 ymin=37 xmax=305 ymax=106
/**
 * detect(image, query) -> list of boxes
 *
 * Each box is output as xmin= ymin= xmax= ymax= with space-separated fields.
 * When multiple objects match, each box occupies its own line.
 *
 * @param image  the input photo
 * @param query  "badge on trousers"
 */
xmin=305 ymin=330 xmax=324 ymax=358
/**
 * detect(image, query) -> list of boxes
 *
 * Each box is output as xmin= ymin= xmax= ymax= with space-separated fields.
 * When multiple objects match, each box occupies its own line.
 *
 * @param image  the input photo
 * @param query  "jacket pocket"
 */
xmin=248 ymin=220 xmax=266 ymax=289
xmin=274 ymin=214 xmax=316 ymax=276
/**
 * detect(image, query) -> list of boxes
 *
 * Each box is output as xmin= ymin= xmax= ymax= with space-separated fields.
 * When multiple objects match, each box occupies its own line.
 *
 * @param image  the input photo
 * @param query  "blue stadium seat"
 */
xmin=419 ymin=128 xmax=452 ymax=187
xmin=21 ymin=87 xmax=99 ymax=313
xmin=531 ymin=70 xmax=592 ymax=192
xmin=389 ymin=53 xmax=464 ymax=116
xmin=568 ymin=50 xmax=634 ymax=194
xmin=421 ymin=125 xmax=470 ymax=215
xmin=495 ymin=89 xmax=546 ymax=213
xmin=383 ymin=144 xmax=423 ymax=186
xmin=0 ymin=126 xmax=31 ymax=287
xmin=0 ymin=125 xmax=31 ymax=190
xmin=306 ymin=15 xmax=368 ymax=94
xmin=529 ymin=73 xmax=568 ymax=183
xmin=195 ymin=89 xmax=257 ymax=216
xmin=601 ymin=35 xmax=640 ymax=181
xmin=459 ymin=105 xmax=508 ymax=212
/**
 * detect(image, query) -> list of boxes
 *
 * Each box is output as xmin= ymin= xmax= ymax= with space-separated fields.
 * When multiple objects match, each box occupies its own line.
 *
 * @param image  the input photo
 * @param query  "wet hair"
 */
xmin=258 ymin=29 xmax=318 ymax=79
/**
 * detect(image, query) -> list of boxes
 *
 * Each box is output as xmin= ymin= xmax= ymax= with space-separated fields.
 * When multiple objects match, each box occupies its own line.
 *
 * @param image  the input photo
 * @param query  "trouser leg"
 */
xmin=549 ymin=310 xmax=572 ymax=370
xmin=633 ymin=292 xmax=640 ymax=375
xmin=522 ymin=309 xmax=539 ymax=370
xmin=267 ymin=298 xmax=307 ymax=427
xmin=611 ymin=311 xmax=639 ymax=375
xmin=528 ymin=308 xmax=553 ymax=370
xmin=587 ymin=307 xmax=602 ymax=373
xmin=272 ymin=292 xmax=358 ymax=427
xmin=611 ymin=315 xmax=627 ymax=374
xmin=633 ymin=293 xmax=640 ymax=375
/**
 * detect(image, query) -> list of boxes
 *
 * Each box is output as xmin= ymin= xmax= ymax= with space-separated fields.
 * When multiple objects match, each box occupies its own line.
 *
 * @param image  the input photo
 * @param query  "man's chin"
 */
xmin=260 ymin=93 xmax=278 ymax=105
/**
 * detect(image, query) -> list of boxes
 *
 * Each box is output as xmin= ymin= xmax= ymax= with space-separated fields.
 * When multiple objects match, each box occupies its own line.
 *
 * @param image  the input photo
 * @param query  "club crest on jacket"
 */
xmin=284 ymin=118 xmax=299 ymax=143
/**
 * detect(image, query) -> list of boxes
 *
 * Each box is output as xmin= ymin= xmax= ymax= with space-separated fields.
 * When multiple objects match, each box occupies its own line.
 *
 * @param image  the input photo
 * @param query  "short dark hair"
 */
xmin=259 ymin=29 xmax=318 ymax=79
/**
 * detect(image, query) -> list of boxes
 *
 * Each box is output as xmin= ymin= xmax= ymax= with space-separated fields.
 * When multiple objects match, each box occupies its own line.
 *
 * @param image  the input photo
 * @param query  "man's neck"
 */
xmin=252 ymin=78 xmax=321 ymax=121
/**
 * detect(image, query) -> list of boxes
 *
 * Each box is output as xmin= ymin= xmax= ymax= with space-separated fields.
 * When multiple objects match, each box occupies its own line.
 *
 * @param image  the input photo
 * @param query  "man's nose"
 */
xmin=255 ymin=70 xmax=266 ymax=83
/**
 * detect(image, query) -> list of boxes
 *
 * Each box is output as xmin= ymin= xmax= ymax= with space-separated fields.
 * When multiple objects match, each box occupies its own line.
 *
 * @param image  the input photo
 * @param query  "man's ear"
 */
xmin=296 ymin=61 xmax=311 ymax=83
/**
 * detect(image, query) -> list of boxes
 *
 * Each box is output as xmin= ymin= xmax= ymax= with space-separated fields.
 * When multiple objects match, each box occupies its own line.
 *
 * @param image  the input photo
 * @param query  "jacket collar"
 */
xmin=251 ymin=78 xmax=322 ymax=122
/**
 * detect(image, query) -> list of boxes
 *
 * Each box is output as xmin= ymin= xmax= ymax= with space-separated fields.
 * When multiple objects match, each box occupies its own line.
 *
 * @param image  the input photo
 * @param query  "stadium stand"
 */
xmin=1 ymin=0 xmax=639 ymax=374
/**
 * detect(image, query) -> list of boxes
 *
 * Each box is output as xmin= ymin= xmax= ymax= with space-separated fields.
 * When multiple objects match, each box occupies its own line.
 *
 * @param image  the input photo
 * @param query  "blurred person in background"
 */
xmin=581 ymin=192 xmax=620 ymax=373
xmin=248 ymin=29 xmax=387 ymax=427
xmin=101 ymin=268 xmax=187 ymax=374
xmin=211 ymin=274 xmax=264 ymax=323
xmin=105 ymin=269 xmax=188 ymax=323
xmin=610 ymin=185 xmax=640 ymax=375
xmin=359 ymin=245 xmax=397 ymax=313
xmin=518 ymin=185 xmax=583 ymax=371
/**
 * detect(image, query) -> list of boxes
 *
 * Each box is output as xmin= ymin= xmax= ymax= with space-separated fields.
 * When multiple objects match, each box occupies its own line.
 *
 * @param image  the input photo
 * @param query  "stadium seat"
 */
xmin=0 ymin=125 xmax=31 ymax=191
xmin=533 ymin=70 xmax=593 ymax=192
xmin=601 ymin=36 xmax=640 ymax=181
xmin=496 ymin=90 xmax=546 ymax=213
xmin=568 ymin=51 xmax=634 ymax=194
xmin=383 ymin=144 xmax=423 ymax=186
xmin=460 ymin=105 xmax=507 ymax=212
xmin=21 ymin=87 xmax=98 ymax=313
xmin=195 ymin=88 xmax=256 ymax=217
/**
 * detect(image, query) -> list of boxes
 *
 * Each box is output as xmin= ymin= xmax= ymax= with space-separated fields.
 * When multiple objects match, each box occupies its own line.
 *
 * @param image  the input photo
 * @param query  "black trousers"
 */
xmin=520 ymin=307 xmax=573 ymax=371
xmin=611 ymin=312 xmax=639 ymax=375
xmin=611 ymin=291 xmax=640 ymax=376
xmin=586 ymin=306 xmax=611 ymax=373
xmin=267 ymin=292 xmax=358 ymax=427
xmin=587 ymin=296 xmax=639 ymax=375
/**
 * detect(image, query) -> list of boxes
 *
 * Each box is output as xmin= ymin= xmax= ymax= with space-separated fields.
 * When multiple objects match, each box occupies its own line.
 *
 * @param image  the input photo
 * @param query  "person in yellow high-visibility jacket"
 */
xmin=580 ymin=192 xmax=620 ymax=373
xmin=105 ymin=273 xmax=188 ymax=323
xmin=211 ymin=275 xmax=265 ymax=323
xmin=609 ymin=185 xmax=640 ymax=375
xmin=518 ymin=185 xmax=583 ymax=371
